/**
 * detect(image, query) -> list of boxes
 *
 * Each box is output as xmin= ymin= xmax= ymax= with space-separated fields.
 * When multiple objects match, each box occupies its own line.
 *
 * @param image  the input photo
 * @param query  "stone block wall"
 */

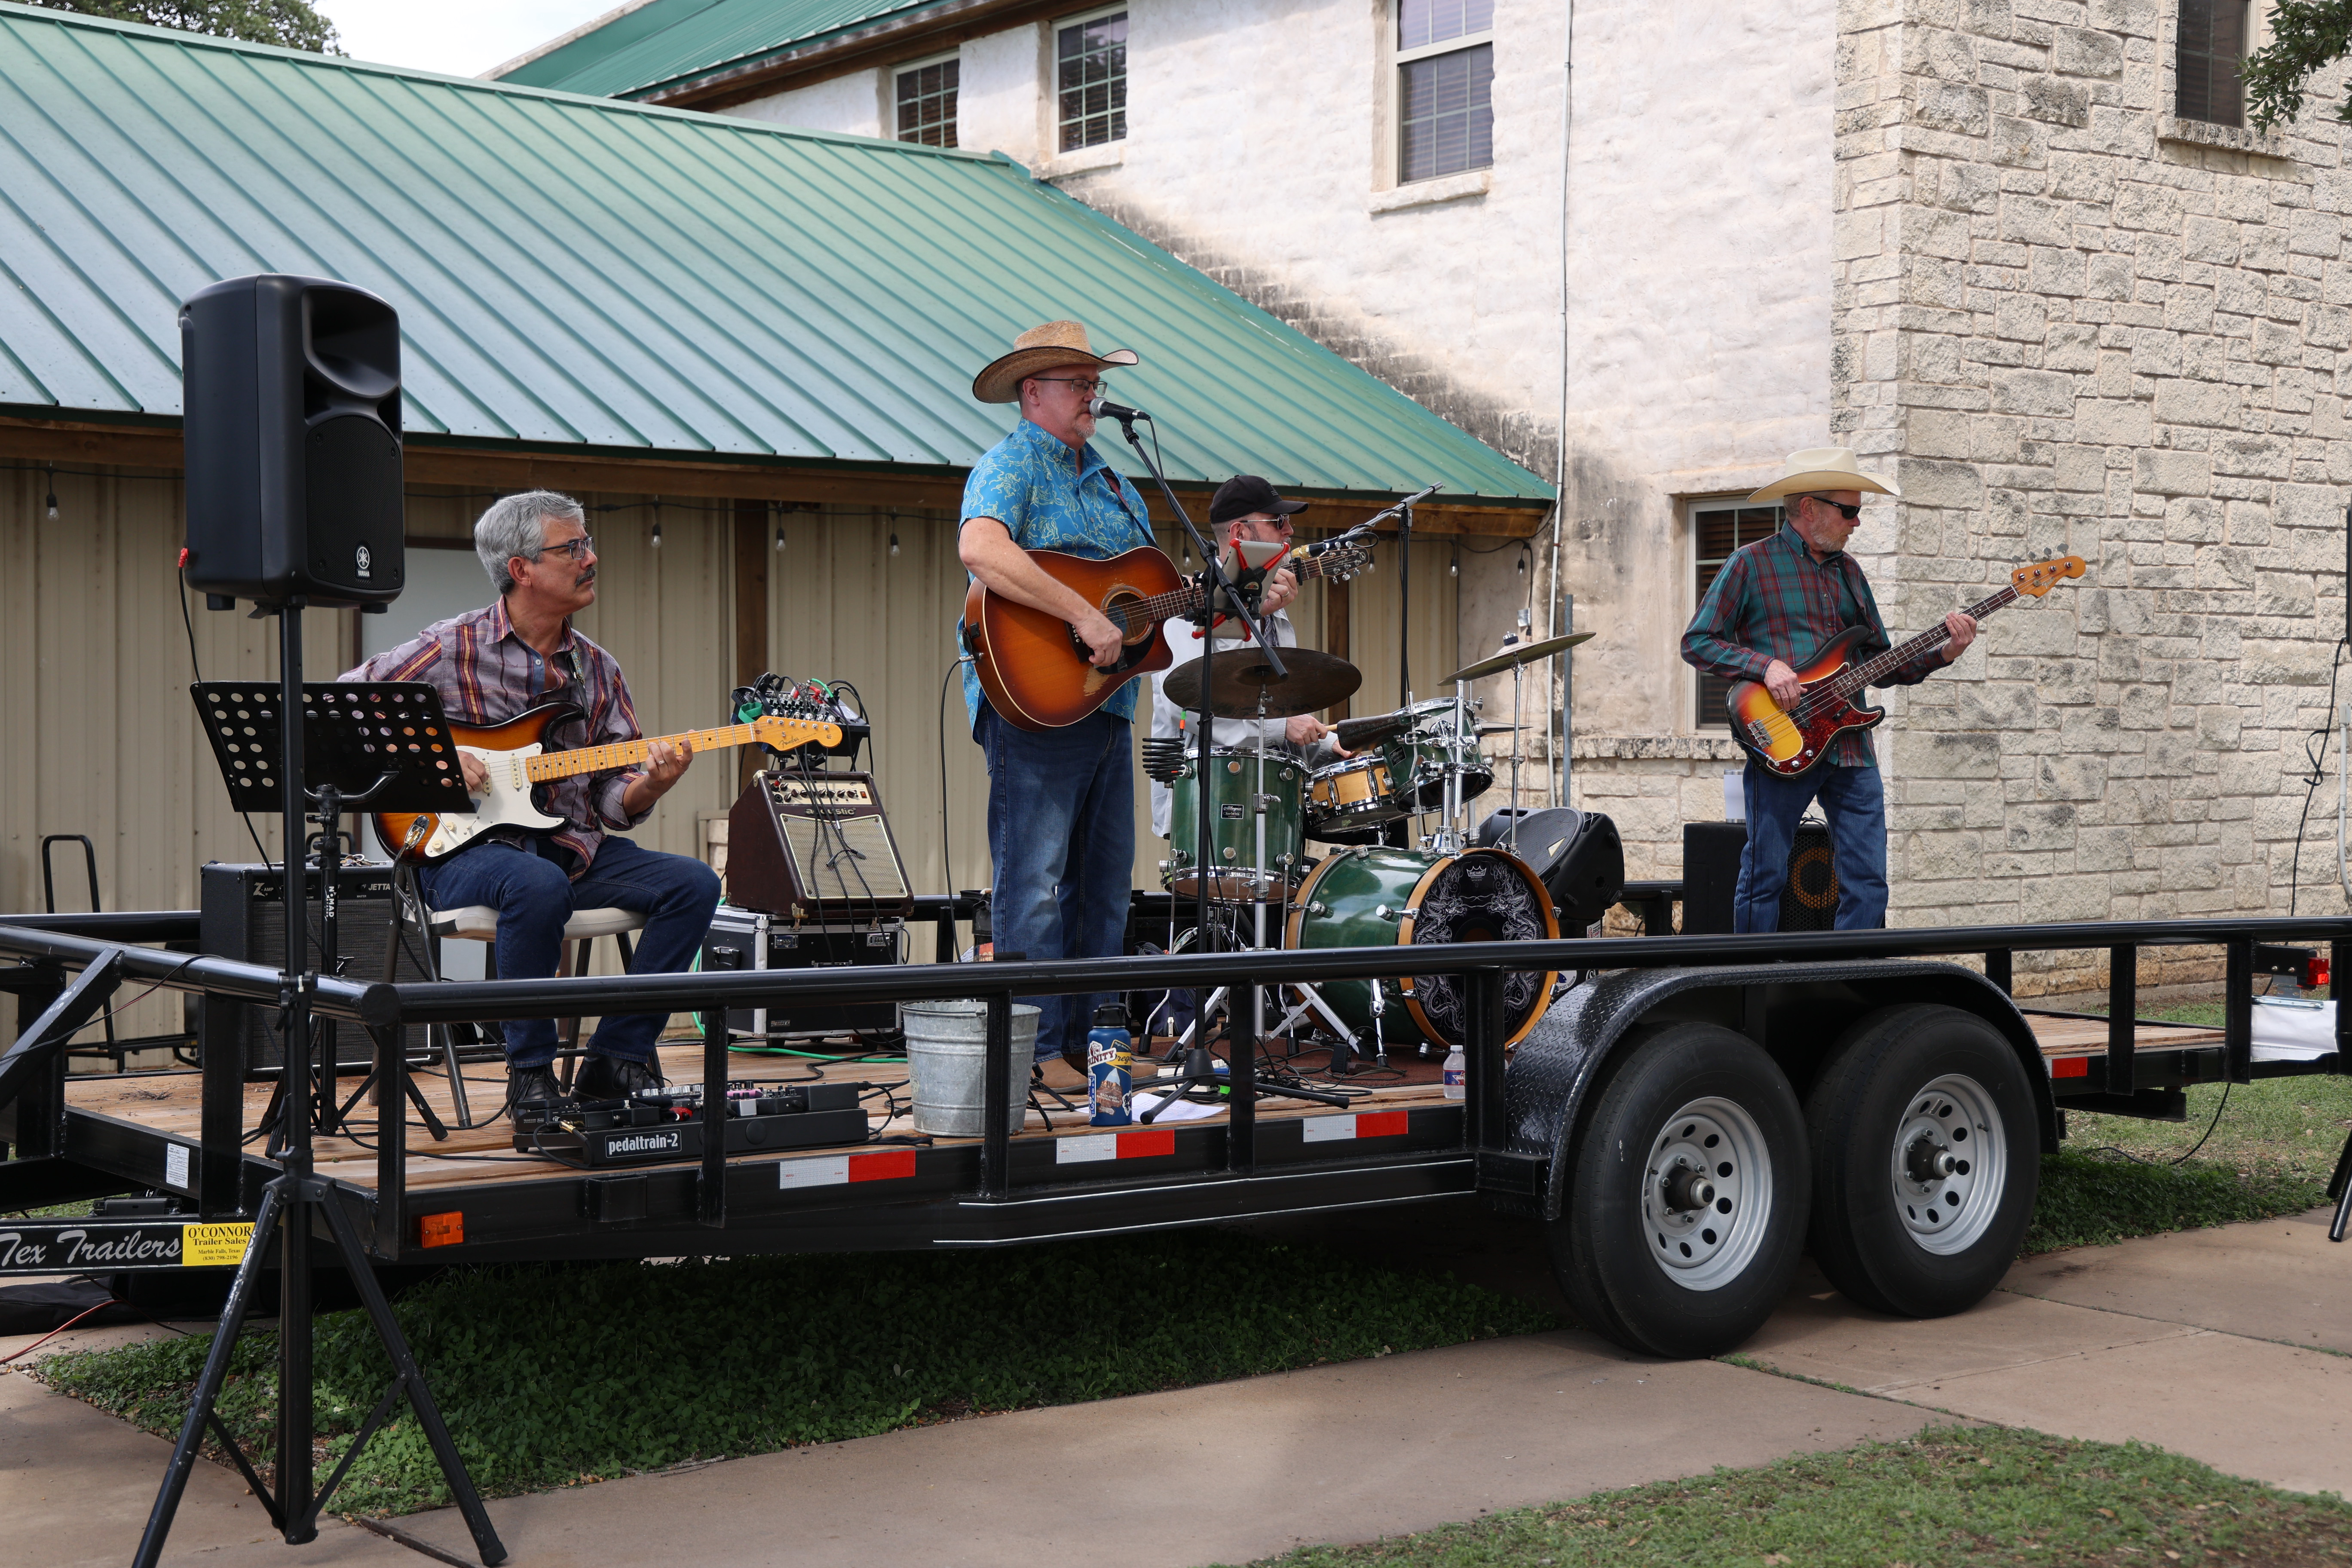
xmin=1835 ymin=0 xmax=2352 ymax=983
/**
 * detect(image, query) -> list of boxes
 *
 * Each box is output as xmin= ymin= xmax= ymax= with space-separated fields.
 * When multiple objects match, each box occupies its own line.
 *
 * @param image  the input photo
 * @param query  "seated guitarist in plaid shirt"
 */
xmin=1681 ymin=449 xmax=1975 ymax=932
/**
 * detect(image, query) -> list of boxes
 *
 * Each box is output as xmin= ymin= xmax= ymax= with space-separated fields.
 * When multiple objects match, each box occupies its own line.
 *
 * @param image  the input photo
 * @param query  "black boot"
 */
xmin=505 ymin=1064 xmax=569 ymax=1116
xmin=574 ymin=1053 xmax=664 ymax=1102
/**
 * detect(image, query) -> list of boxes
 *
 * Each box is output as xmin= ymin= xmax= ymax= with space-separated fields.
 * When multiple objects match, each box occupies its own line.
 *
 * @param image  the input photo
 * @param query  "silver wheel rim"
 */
xmin=1890 ymin=1072 xmax=2006 ymax=1256
xmin=1642 ymin=1096 xmax=1773 ymax=1292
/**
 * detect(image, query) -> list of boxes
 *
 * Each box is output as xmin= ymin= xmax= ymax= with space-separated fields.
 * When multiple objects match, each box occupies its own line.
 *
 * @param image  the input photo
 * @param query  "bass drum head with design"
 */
xmin=1400 ymin=849 xmax=1558 ymax=1047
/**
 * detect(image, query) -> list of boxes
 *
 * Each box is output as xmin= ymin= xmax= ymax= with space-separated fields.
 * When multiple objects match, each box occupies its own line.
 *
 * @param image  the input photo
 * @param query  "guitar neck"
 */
xmin=524 ymin=722 xmax=759 ymax=782
xmin=1125 ymin=548 xmax=1353 ymax=628
xmin=1834 ymin=584 xmax=2020 ymax=695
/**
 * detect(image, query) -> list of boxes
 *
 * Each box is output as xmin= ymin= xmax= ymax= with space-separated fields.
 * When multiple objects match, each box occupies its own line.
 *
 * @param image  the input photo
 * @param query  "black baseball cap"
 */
xmin=1210 ymin=475 xmax=1311 ymax=527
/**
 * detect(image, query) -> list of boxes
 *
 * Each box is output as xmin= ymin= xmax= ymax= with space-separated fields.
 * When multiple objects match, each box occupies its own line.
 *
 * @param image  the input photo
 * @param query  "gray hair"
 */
xmin=475 ymin=490 xmax=586 ymax=594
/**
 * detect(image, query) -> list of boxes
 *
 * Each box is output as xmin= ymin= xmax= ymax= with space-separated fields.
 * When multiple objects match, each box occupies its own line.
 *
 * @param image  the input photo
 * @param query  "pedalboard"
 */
xmin=514 ymin=1080 xmax=870 ymax=1166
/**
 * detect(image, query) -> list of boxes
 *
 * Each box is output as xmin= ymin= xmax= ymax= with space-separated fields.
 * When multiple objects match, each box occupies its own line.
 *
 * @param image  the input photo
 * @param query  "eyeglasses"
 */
xmin=1804 ymin=496 xmax=1863 ymax=521
xmin=536 ymin=535 xmax=595 ymax=561
xmin=1029 ymin=376 xmax=1106 ymax=398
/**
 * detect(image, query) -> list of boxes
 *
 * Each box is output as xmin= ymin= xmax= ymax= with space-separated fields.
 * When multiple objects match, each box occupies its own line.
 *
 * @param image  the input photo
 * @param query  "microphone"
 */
xmin=1087 ymin=395 xmax=1151 ymax=423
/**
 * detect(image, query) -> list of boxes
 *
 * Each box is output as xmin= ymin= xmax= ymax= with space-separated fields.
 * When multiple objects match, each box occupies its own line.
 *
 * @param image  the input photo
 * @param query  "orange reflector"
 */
xmin=418 ymin=1211 xmax=464 ymax=1247
xmin=2051 ymin=1057 xmax=2089 ymax=1079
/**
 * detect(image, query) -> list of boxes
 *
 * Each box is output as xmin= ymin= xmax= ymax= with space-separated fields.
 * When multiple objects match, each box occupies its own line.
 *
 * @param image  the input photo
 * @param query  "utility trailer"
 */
xmin=2 ymin=912 xmax=2349 ymax=1366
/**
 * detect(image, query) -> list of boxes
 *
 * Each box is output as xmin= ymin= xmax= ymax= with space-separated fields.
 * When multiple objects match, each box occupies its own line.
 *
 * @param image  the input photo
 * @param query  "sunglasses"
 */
xmin=1804 ymin=495 xmax=1863 ymax=521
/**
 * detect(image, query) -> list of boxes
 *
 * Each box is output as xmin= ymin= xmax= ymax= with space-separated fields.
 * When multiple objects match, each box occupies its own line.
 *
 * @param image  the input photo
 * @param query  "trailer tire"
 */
xmin=1546 ymin=1022 xmax=1808 ymax=1359
xmin=1804 ymin=1003 xmax=2040 ymax=1319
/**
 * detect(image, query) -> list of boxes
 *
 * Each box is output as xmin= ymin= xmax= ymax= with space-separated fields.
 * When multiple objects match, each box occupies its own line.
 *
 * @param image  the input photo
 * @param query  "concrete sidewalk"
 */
xmin=1 ymin=1203 xmax=2343 ymax=1567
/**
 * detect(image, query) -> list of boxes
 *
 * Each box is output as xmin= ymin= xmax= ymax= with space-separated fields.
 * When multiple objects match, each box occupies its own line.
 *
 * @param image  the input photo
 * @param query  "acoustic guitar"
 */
xmin=1727 ymin=554 xmax=2086 ymax=778
xmin=962 ymin=533 xmax=1375 ymax=731
xmin=372 ymin=706 xmax=839 ymax=863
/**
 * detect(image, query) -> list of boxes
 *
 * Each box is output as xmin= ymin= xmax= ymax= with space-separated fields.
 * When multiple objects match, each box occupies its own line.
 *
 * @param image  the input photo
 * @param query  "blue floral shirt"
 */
xmin=959 ymin=417 xmax=1155 ymax=729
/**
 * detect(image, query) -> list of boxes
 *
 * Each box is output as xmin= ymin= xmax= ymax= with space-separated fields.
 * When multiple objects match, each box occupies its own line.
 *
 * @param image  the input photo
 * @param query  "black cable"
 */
xmin=2085 ymin=1078 xmax=2235 ymax=1169
xmin=937 ymin=653 xmax=970 ymax=920
xmin=2287 ymin=635 xmax=2349 ymax=915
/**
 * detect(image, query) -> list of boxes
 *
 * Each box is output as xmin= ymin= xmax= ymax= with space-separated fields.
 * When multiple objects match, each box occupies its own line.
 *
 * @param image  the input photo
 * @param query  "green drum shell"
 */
xmin=1164 ymin=750 xmax=1307 ymax=901
xmin=1284 ymin=847 xmax=1558 ymax=1047
xmin=1379 ymin=731 xmax=1496 ymax=815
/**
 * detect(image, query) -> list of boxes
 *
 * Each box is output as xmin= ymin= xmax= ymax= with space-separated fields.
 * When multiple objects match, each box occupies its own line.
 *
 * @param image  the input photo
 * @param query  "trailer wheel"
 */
xmin=1804 ymin=1004 xmax=2040 ymax=1319
xmin=1546 ymin=1023 xmax=1808 ymax=1359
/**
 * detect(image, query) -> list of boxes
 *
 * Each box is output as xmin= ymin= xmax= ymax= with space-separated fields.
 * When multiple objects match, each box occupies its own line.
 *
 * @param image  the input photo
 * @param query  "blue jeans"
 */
xmin=1736 ymin=760 xmax=1888 ymax=933
xmin=977 ymin=704 xmax=1135 ymax=1064
xmin=418 ymin=836 xmax=721 ymax=1068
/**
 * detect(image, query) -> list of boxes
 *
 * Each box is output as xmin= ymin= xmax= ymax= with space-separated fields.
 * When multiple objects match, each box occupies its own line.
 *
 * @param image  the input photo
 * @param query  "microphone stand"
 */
xmin=1104 ymin=408 xmax=1344 ymax=1122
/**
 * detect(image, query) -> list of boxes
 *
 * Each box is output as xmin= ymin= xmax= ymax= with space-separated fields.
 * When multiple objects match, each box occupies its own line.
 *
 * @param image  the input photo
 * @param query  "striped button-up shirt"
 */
xmin=342 ymin=599 xmax=649 ymax=873
xmin=1681 ymin=526 xmax=1945 ymax=769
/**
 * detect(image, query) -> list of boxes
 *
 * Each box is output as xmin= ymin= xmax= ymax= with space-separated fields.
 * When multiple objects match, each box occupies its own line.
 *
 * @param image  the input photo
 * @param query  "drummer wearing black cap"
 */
xmin=1148 ymin=475 xmax=1351 ymax=837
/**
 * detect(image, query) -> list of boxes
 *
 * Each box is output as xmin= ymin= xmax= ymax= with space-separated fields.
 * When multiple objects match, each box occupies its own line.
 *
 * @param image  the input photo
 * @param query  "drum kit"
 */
xmin=1150 ymin=627 xmax=1594 ymax=1067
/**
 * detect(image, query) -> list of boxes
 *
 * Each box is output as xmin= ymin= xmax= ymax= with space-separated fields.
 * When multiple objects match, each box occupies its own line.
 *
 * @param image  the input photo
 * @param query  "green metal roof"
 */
xmin=0 ymin=3 xmax=1550 ymax=505
xmin=496 ymin=0 xmax=948 ymax=103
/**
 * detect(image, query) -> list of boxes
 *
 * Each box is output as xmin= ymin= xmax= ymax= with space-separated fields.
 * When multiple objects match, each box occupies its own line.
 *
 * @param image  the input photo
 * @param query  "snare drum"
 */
xmin=1305 ymin=754 xmax=1402 ymax=837
xmin=1283 ymin=846 xmax=1558 ymax=1047
xmin=1163 ymin=749 xmax=1308 ymax=902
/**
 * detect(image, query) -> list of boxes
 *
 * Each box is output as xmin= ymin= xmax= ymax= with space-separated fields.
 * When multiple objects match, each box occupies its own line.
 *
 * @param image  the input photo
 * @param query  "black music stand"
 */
xmin=147 ymin=674 xmax=504 ymax=1568
xmin=193 ymin=681 xmax=472 ymax=1137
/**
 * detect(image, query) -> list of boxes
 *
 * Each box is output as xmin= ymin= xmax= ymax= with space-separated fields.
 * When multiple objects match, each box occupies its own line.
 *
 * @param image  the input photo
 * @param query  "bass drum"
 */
xmin=1283 ymin=847 xmax=1559 ymax=1048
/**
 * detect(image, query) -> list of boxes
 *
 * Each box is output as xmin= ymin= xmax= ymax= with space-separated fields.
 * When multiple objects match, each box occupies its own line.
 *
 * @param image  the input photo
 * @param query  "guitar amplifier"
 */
xmin=700 ymin=906 xmax=901 ymax=1039
xmin=1680 ymin=821 xmax=1844 ymax=934
xmin=725 ymin=769 xmax=915 ymax=920
xmin=198 ymin=862 xmax=428 ymax=1071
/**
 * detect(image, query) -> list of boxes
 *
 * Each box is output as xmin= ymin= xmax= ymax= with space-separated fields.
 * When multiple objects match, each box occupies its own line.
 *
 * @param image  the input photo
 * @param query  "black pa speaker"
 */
xmin=1680 ymin=820 xmax=1843 ymax=934
xmin=181 ymin=274 xmax=404 ymax=609
xmin=199 ymin=862 xmax=428 ymax=1071
xmin=1473 ymin=807 xmax=1626 ymax=930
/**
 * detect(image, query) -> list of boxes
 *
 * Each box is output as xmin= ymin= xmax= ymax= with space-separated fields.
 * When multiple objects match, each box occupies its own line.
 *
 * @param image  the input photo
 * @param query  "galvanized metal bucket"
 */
xmin=903 ymin=1000 xmax=1041 ymax=1136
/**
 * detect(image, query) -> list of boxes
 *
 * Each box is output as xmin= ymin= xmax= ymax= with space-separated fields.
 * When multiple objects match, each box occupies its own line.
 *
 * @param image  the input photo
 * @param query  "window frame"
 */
xmin=1052 ymin=4 xmax=1130 ymax=154
xmin=1389 ymin=0 xmax=1495 ymax=187
xmin=891 ymin=49 xmax=962 ymax=149
xmin=1687 ymin=496 xmax=1787 ymax=732
xmin=2173 ymin=0 xmax=2253 ymax=127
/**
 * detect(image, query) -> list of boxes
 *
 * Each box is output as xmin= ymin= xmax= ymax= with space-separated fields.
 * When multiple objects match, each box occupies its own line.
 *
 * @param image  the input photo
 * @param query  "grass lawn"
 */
xmin=31 ymin=1228 xmax=1559 ymax=1516
xmin=1221 ymin=1424 xmax=2352 ymax=1568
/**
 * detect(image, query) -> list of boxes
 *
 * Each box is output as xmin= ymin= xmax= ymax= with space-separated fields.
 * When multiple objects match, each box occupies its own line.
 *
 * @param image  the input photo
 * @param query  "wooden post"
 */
xmin=1324 ymin=576 xmax=1351 ymax=721
xmin=733 ymin=499 xmax=771 ymax=794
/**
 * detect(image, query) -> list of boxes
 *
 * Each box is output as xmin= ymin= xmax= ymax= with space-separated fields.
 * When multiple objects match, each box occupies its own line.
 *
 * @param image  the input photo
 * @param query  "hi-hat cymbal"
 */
xmin=1164 ymin=647 xmax=1362 ymax=719
xmin=1442 ymin=630 xmax=1595 ymax=684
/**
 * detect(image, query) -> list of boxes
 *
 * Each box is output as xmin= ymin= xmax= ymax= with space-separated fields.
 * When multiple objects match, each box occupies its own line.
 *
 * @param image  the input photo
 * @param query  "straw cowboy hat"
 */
xmin=971 ymin=319 xmax=1139 ymax=404
xmin=1746 ymin=446 xmax=1901 ymax=503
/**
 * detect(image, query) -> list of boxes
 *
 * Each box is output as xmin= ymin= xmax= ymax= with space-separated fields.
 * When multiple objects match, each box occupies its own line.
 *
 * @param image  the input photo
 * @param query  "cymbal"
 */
xmin=1163 ymin=647 xmax=1363 ymax=719
xmin=1442 ymin=630 xmax=1595 ymax=684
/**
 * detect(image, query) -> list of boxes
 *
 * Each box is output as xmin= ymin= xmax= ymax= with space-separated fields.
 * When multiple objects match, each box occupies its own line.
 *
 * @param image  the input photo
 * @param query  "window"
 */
xmin=2176 ymin=0 xmax=2249 ymax=126
xmin=1396 ymin=0 xmax=1493 ymax=183
xmin=1691 ymin=501 xmax=1785 ymax=729
xmin=1057 ymin=9 xmax=1127 ymax=152
xmin=895 ymin=55 xmax=959 ymax=147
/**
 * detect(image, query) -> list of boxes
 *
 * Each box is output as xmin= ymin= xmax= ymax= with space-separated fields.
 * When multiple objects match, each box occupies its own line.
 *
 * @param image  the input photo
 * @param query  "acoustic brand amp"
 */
xmin=726 ymin=769 xmax=914 ymax=920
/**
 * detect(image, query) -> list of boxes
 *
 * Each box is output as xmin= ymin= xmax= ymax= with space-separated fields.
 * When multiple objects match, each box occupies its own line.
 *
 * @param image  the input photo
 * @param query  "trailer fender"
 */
xmin=1494 ymin=960 xmax=2056 ymax=1221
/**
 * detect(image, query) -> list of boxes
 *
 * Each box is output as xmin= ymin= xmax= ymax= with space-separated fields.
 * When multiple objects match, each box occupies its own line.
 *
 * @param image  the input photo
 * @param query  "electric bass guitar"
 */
xmin=1727 ymin=554 xmax=2086 ymax=778
xmin=962 ymin=532 xmax=1377 ymax=731
xmin=372 ymin=706 xmax=840 ymax=864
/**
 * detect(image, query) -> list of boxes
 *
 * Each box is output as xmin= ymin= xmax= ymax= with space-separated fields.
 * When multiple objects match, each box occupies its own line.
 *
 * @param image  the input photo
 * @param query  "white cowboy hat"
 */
xmin=971 ymin=319 xmax=1140 ymax=404
xmin=1746 ymin=446 xmax=1900 ymax=503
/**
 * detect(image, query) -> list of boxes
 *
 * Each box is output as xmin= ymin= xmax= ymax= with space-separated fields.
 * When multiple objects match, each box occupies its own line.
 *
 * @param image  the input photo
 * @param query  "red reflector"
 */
xmin=176 ymin=546 xmax=190 ymax=568
xmin=2307 ymin=956 xmax=2331 ymax=989
xmin=1356 ymin=1109 xmax=1409 ymax=1138
xmin=847 ymin=1149 xmax=916 ymax=1182
xmin=1117 ymin=1128 xmax=1175 ymax=1158
xmin=418 ymin=1211 xmax=463 ymax=1246
xmin=2052 ymin=1057 xmax=2089 ymax=1079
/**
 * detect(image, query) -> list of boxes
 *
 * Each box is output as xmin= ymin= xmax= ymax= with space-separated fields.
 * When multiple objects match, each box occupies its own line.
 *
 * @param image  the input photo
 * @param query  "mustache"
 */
xmin=575 ymin=569 xmax=597 ymax=588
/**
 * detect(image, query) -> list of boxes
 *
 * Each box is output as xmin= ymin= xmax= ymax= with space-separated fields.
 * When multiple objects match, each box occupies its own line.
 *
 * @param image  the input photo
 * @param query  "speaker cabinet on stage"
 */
xmin=199 ymin=862 xmax=428 ymax=1071
xmin=726 ymin=770 xmax=915 ymax=921
xmin=1680 ymin=821 xmax=1842 ymax=934
xmin=181 ymin=274 xmax=404 ymax=609
xmin=700 ymin=907 xmax=901 ymax=1040
xmin=1472 ymin=807 xmax=1626 ymax=930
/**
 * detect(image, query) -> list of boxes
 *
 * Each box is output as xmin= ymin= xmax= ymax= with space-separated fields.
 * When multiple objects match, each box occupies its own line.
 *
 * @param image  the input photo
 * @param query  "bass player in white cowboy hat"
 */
xmin=1680 ymin=447 xmax=1976 ymax=931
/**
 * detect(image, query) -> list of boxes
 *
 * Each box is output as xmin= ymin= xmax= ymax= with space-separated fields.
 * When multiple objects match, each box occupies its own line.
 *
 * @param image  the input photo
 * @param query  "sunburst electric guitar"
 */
xmin=963 ymin=533 xmax=1377 ymax=731
xmin=372 ymin=706 xmax=840 ymax=863
xmin=1727 ymin=554 xmax=2087 ymax=778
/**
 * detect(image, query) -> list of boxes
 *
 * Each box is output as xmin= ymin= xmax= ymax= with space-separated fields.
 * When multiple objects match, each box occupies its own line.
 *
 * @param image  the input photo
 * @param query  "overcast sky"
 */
xmin=317 ymin=0 xmax=612 ymax=79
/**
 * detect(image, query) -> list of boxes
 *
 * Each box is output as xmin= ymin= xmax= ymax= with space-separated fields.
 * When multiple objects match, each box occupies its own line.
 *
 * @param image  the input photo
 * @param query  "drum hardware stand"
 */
xmin=149 ymin=643 xmax=503 ymax=1568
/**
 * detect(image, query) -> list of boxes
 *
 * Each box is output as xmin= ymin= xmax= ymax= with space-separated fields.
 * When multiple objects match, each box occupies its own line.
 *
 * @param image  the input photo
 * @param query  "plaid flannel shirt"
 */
xmin=1681 ymin=527 xmax=1946 ymax=768
xmin=341 ymin=598 xmax=649 ymax=874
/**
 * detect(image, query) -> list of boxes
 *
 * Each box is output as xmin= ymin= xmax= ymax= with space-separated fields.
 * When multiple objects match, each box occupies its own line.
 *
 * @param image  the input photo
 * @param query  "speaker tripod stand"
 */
xmin=141 ymin=636 xmax=503 ymax=1568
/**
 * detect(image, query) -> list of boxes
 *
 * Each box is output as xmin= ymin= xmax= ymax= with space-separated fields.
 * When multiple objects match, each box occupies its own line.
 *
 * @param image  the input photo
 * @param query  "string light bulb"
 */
xmin=774 ymin=524 xmax=786 ymax=551
xmin=44 ymin=466 xmax=57 ymax=522
xmin=889 ymin=532 xmax=900 ymax=557
xmin=650 ymin=518 xmax=663 ymax=549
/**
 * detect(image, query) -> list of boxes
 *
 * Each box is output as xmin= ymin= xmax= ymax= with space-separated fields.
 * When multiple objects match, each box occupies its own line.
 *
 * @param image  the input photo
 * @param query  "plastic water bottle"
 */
xmin=1087 ymin=1003 xmax=1134 ymax=1127
xmin=1442 ymin=1041 xmax=1466 ymax=1100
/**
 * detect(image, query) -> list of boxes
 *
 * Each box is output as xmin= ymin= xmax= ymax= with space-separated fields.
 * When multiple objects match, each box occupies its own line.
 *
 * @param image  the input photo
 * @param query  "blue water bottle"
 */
xmin=1087 ymin=1002 xmax=1133 ymax=1127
